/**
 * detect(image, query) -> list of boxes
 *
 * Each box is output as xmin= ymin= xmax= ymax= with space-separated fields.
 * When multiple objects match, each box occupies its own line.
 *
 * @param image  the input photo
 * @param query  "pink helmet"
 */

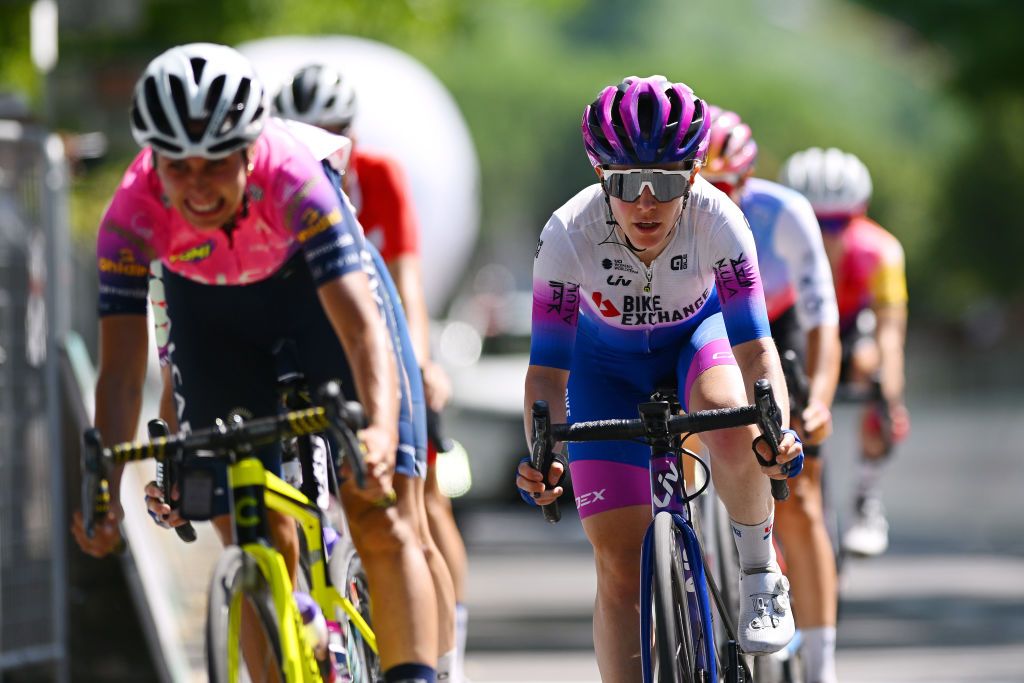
xmin=703 ymin=106 xmax=758 ymax=179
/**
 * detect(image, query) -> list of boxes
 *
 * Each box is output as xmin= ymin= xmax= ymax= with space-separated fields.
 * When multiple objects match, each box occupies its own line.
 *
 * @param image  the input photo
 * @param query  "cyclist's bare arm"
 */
xmin=733 ymin=337 xmax=804 ymax=476
xmin=874 ymin=303 xmax=907 ymax=408
xmin=72 ymin=315 xmax=148 ymax=557
xmin=94 ymin=315 xmax=150 ymax=511
xmin=801 ymin=323 xmax=841 ymax=444
xmin=733 ymin=337 xmax=790 ymax=427
xmin=317 ymin=271 xmax=400 ymax=495
xmin=519 ymin=364 xmax=569 ymax=504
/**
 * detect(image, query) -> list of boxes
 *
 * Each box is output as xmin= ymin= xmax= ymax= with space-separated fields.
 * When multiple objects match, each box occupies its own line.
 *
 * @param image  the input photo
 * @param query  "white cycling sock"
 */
xmin=730 ymin=513 xmax=778 ymax=571
xmin=801 ymin=626 xmax=837 ymax=683
xmin=436 ymin=647 xmax=457 ymax=682
xmin=857 ymin=458 xmax=887 ymax=500
xmin=455 ymin=603 xmax=468 ymax=677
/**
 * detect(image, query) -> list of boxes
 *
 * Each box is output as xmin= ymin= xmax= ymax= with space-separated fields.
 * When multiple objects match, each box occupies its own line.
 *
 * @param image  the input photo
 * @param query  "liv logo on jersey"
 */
xmin=606 ymin=275 xmax=632 ymax=286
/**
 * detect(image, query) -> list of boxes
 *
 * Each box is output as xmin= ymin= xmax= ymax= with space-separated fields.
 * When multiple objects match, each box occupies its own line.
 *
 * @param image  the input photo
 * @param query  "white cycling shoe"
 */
xmin=738 ymin=565 xmax=795 ymax=655
xmin=843 ymin=496 xmax=890 ymax=557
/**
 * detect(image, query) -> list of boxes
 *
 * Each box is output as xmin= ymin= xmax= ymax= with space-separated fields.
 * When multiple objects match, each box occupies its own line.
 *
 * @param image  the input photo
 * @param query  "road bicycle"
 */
xmin=530 ymin=379 xmax=791 ymax=683
xmin=81 ymin=382 xmax=378 ymax=682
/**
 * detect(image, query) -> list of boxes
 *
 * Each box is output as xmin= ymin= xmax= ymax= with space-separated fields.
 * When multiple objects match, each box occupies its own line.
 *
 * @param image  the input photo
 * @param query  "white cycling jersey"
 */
xmin=740 ymin=177 xmax=838 ymax=330
xmin=530 ymin=177 xmax=770 ymax=370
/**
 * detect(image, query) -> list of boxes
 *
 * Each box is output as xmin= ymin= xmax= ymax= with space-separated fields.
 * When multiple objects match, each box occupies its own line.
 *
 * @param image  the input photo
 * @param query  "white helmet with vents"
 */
xmin=272 ymin=64 xmax=358 ymax=131
xmin=778 ymin=147 xmax=872 ymax=216
xmin=130 ymin=43 xmax=267 ymax=159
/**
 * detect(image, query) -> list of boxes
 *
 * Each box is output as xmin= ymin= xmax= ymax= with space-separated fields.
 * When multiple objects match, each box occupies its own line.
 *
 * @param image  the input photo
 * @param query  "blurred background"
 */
xmin=1 ymin=0 xmax=1022 ymax=681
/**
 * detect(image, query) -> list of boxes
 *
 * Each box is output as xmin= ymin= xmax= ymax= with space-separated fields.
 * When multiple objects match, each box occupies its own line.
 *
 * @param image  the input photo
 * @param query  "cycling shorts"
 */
xmin=163 ymin=249 xmax=426 ymax=517
xmin=565 ymin=309 xmax=738 ymax=520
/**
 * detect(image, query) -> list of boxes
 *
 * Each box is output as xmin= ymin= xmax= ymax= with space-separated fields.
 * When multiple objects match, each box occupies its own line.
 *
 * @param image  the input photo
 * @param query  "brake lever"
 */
xmin=149 ymin=419 xmax=197 ymax=543
xmin=753 ymin=380 xmax=790 ymax=501
xmin=530 ymin=401 xmax=561 ymax=524
xmin=320 ymin=382 xmax=368 ymax=490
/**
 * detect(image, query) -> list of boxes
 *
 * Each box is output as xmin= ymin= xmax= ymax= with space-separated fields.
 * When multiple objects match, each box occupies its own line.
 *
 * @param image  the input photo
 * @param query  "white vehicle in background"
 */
xmin=438 ymin=264 xmax=534 ymax=502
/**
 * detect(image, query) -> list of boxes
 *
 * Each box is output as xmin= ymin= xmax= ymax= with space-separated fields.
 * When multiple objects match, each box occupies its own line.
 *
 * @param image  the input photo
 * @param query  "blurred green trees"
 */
xmin=6 ymin=0 xmax=1019 ymax=321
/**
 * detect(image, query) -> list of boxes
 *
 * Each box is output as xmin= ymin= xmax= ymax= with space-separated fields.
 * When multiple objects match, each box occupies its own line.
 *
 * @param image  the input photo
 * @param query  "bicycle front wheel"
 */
xmin=651 ymin=512 xmax=696 ymax=683
xmin=207 ymin=546 xmax=294 ymax=683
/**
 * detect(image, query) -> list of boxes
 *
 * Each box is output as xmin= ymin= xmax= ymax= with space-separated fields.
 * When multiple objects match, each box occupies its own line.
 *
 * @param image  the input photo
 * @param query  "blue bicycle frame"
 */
xmin=639 ymin=429 xmax=718 ymax=682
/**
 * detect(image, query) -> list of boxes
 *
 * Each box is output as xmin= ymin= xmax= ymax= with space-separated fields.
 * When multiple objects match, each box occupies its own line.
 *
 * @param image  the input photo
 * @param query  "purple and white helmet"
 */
xmin=581 ymin=76 xmax=710 ymax=167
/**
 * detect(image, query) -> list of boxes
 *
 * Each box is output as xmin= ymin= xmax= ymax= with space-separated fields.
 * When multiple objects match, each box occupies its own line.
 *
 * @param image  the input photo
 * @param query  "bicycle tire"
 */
xmin=651 ymin=512 xmax=696 ymax=683
xmin=328 ymin=539 xmax=381 ymax=683
xmin=207 ymin=546 xmax=296 ymax=683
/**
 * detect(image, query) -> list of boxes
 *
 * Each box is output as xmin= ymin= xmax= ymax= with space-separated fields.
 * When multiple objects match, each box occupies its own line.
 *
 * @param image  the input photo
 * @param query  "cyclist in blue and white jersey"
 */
xmin=515 ymin=76 xmax=804 ymax=682
xmin=703 ymin=107 xmax=841 ymax=683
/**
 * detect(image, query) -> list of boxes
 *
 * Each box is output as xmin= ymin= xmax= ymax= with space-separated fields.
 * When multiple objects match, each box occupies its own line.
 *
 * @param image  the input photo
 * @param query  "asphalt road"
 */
xmin=458 ymin=399 xmax=1024 ymax=682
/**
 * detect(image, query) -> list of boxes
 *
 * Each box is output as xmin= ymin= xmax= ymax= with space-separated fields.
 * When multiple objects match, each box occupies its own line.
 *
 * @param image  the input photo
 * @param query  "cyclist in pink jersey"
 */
xmin=275 ymin=63 xmax=467 ymax=682
xmin=71 ymin=43 xmax=440 ymax=683
xmin=704 ymin=108 xmax=841 ymax=683
xmin=780 ymin=147 xmax=910 ymax=558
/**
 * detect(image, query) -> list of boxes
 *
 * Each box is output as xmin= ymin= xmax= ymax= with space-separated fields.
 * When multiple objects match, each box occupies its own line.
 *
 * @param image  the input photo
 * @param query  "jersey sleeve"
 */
xmin=374 ymin=156 xmax=420 ymax=261
xmin=706 ymin=202 xmax=772 ymax=346
xmin=96 ymin=169 xmax=163 ymax=316
xmin=273 ymin=153 xmax=365 ymax=285
xmin=773 ymin=197 xmax=839 ymax=330
xmin=871 ymin=238 xmax=908 ymax=308
xmin=529 ymin=216 xmax=583 ymax=370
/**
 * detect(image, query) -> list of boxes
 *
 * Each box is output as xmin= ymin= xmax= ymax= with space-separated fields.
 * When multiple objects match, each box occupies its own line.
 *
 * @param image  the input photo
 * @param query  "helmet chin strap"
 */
xmin=600 ymin=189 xmax=646 ymax=254
xmin=220 ymin=149 xmax=252 ymax=248
xmin=599 ymin=185 xmax=690 ymax=254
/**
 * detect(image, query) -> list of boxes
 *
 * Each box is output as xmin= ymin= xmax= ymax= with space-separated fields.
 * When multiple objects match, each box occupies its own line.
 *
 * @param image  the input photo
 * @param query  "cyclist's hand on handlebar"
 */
xmin=800 ymin=398 xmax=833 ymax=446
xmin=516 ymin=456 xmax=565 ymax=506
xmin=71 ymin=509 xmax=124 ymax=558
xmin=754 ymin=429 xmax=804 ymax=480
xmin=144 ymin=481 xmax=187 ymax=530
xmin=344 ymin=424 xmax=396 ymax=502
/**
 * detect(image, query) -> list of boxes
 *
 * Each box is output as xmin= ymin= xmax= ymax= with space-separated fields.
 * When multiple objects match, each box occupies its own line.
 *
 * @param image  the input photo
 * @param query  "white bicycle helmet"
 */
xmin=273 ymin=64 xmax=358 ymax=131
xmin=130 ymin=43 xmax=267 ymax=159
xmin=778 ymin=147 xmax=872 ymax=216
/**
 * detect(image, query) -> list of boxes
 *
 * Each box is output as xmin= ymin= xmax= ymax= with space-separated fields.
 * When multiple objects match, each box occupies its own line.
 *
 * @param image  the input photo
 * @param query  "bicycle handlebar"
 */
xmin=529 ymin=380 xmax=789 ymax=523
xmin=81 ymin=381 xmax=367 ymax=539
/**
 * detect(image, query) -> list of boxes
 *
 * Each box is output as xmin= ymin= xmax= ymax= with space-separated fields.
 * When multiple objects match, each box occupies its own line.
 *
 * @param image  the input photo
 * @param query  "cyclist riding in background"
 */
xmin=515 ymin=76 xmax=804 ymax=682
xmin=69 ymin=43 xmax=441 ymax=683
xmin=703 ymin=108 xmax=841 ymax=683
xmin=779 ymin=147 xmax=910 ymax=558
xmin=274 ymin=62 xmax=468 ymax=682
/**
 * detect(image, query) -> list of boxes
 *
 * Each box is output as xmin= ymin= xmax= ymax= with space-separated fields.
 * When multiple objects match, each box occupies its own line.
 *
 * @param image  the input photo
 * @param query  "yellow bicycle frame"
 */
xmin=225 ymin=456 xmax=377 ymax=683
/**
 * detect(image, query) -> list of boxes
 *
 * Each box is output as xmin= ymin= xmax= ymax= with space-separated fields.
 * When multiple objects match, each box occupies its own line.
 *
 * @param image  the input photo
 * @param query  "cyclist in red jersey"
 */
xmin=779 ymin=147 xmax=910 ymax=558
xmin=275 ymin=64 xmax=469 ymax=681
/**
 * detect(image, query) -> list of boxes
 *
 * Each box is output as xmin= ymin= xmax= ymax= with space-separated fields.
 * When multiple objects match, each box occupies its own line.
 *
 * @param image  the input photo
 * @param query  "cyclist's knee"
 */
xmin=349 ymin=506 xmax=417 ymax=561
xmin=701 ymin=426 xmax=755 ymax=471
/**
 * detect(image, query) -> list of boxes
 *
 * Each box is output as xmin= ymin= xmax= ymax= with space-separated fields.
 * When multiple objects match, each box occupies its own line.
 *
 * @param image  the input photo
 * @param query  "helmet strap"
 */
xmin=599 ymin=189 xmax=646 ymax=254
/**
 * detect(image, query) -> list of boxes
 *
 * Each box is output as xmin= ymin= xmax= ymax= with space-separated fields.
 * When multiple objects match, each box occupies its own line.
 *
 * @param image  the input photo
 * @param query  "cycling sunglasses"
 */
xmin=602 ymin=167 xmax=693 ymax=202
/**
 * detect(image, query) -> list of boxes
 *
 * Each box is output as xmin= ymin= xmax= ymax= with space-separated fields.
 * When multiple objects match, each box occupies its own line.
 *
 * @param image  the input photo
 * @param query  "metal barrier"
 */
xmin=0 ymin=118 xmax=69 ymax=680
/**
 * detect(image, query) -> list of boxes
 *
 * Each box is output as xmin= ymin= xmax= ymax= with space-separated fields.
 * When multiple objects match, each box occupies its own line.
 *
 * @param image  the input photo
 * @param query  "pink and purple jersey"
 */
xmin=529 ymin=178 xmax=771 ymax=370
xmin=97 ymin=118 xmax=363 ymax=316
